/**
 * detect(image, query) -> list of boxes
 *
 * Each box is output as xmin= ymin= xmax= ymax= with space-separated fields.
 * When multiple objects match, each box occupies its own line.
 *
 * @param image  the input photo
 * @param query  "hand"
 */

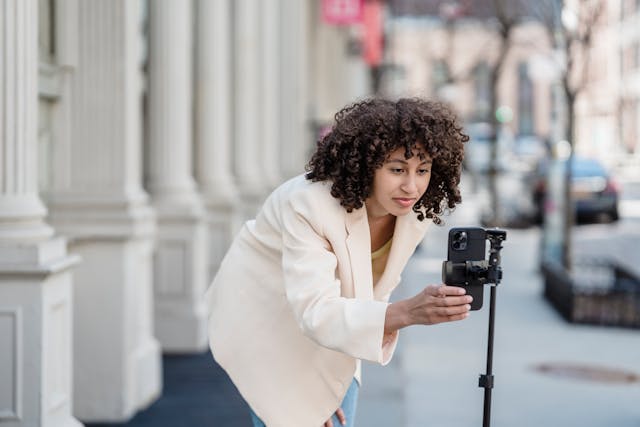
xmin=407 ymin=284 xmax=472 ymax=325
xmin=323 ymin=408 xmax=346 ymax=426
xmin=385 ymin=284 xmax=472 ymax=334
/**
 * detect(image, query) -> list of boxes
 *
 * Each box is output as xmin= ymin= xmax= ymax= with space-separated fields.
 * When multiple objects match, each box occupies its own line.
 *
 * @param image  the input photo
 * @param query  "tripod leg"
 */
xmin=480 ymin=285 xmax=497 ymax=427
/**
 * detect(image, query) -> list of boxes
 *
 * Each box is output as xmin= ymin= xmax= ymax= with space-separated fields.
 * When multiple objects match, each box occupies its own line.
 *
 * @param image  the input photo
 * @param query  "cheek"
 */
xmin=420 ymin=176 xmax=431 ymax=191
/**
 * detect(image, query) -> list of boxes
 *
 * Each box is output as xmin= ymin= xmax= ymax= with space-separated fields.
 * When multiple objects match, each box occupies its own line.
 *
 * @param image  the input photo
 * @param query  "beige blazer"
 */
xmin=205 ymin=174 xmax=429 ymax=427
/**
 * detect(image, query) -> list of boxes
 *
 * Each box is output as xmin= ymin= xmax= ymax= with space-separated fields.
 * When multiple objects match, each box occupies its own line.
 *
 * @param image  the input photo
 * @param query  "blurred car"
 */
xmin=463 ymin=122 xmax=512 ymax=173
xmin=530 ymin=156 xmax=620 ymax=223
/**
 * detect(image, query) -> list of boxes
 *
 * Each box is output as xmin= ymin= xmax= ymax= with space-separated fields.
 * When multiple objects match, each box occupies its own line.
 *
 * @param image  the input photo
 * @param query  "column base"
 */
xmin=133 ymin=338 xmax=163 ymax=409
xmin=0 ymin=239 xmax=83 ymax=427
xmin=155 ymin=306 xmax=208 ymax=353
xmin=203 ymin=199 xmax=236 ymax=280
xmin=153 ymin=202 xmax=209 ymax=353
xmin=71 ymin=237 xmax=162 ymax=423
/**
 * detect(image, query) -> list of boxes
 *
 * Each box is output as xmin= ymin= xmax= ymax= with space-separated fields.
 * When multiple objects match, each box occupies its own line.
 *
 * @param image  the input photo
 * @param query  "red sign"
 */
xmin=362 ymin=0 xmax=383 ymax=65
xmin=322 ymin=0 xmax=364 ymax=25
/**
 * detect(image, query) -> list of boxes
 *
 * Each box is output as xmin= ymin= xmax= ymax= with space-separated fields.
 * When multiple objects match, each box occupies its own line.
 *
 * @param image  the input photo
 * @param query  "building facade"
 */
xmin=386 ymin=0 xmax=640 ymax=168
xmin=1 ymin=0 xmax=373 ymax=425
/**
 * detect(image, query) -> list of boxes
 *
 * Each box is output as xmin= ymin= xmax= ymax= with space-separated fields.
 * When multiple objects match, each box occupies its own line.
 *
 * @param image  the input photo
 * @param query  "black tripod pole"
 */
xmin=479 ymin=229 xmax=505 ymax=427
xmin=480 ymin=284 xmax=497 ymax=427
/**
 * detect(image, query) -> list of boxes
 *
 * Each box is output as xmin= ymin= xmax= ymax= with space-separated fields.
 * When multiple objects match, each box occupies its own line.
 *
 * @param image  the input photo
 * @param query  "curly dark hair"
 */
xmin=305 ymin=97 xmax=468 ymax=224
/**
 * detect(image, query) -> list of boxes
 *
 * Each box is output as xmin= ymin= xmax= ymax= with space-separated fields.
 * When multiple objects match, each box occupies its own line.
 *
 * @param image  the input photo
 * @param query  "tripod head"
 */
xmin=485 ymin=229 xmax=506 ymax=285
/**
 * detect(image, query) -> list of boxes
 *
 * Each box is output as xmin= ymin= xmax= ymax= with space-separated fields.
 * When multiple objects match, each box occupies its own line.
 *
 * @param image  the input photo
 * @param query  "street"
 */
xmin=358 ymin=171 xmax=640 ymax=427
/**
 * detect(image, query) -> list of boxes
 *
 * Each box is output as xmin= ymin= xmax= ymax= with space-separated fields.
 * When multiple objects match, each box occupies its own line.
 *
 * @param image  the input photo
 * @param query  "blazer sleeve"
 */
xmin=280 ymin=196 xmax=392 ymax=364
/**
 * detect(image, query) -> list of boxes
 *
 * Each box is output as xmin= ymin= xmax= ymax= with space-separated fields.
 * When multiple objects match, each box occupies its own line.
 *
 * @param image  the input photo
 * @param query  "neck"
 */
xmin=365 ymin=199 xmax=391 ymax=221
xmin=368 ymin=213 xmax=396 ymax=252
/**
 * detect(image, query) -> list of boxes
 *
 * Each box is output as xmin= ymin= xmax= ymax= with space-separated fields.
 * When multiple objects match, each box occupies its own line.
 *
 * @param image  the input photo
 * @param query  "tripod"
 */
xmin=478 ymin=230 xmax=505 ymax=427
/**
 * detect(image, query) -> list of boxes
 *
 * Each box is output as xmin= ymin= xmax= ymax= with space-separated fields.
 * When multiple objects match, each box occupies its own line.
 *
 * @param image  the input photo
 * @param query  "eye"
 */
xmin=390 ymin=168 xmax=404 ymax=174
xmin=418 ymin=168 xmax=431 ymax=175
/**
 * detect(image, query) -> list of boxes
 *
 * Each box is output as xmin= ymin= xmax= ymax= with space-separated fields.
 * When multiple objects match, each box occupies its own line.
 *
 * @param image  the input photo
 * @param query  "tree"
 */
xmin=533 ymin=0 xmax=604 ymax=269
xmin=482 ymin=0 xmax=524 ymax=227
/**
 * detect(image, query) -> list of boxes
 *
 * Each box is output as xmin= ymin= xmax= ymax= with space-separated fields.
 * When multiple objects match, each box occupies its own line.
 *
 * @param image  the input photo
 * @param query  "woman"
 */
xmin=205 ymin=98 xmax=471 ymax=427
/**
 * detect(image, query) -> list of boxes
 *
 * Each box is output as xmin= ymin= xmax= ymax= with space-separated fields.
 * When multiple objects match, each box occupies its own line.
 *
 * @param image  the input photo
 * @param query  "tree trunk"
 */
xmin=563 ymin=90 xmax=576 ymax=270
xmin=487 ymin=69 xmax=501 ymax=226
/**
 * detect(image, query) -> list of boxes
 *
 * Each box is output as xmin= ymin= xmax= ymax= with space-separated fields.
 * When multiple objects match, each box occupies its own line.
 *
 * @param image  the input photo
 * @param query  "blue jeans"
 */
xmin=249 ymin=378 xmax=359 ymax=427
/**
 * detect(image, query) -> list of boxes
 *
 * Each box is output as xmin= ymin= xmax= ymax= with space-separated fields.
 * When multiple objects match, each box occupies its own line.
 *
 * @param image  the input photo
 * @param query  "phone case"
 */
xmin=446 ymin=227 xmax=486 ymax=310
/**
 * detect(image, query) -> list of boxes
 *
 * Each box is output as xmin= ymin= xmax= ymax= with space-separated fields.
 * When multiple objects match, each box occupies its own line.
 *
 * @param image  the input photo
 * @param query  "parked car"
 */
xmin=530 ymin=156 xmax=620 ymax=223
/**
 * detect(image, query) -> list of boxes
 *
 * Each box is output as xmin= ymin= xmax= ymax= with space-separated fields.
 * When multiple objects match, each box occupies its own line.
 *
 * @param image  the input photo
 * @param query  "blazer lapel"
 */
xmin=373 ymin=214 xmax=430 ymax=299
xmin=344 ymin=206 xmax=374 ymax=300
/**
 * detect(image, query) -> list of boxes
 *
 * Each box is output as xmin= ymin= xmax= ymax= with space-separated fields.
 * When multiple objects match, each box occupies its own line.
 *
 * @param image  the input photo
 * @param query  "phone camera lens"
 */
xmin=452 ymin=231 xmax=467 ymax=250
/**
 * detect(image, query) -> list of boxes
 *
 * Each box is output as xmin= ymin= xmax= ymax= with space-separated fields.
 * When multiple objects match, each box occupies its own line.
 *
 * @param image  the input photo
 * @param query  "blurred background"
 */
xmin=0 ymin=0 xmax=638 ymax=426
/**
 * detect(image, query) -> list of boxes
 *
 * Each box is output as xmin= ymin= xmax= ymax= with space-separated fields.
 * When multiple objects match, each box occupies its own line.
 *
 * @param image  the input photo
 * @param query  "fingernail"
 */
xmin=467 ymin=296 xmax=473 ymax=302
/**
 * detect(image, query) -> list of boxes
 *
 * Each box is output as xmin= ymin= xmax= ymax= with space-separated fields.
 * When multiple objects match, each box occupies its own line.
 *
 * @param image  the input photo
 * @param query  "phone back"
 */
xmin=447 ymin=227 xmax=486 ymax=310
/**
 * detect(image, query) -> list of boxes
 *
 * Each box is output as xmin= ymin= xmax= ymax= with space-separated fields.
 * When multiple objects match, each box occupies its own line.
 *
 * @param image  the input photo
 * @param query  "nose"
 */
xmin=401 ymin=173 xmax=418 ymax=194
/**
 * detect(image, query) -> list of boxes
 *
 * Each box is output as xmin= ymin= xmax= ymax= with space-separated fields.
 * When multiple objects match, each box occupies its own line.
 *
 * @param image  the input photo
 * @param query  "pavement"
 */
xmin=357 ymin=173 xmax=640 ymax=427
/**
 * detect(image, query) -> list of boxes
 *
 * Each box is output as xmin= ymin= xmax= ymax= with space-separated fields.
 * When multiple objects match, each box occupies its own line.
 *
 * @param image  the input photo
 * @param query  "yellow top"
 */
xmin=371 ymin=237 xmax=392 ymax=286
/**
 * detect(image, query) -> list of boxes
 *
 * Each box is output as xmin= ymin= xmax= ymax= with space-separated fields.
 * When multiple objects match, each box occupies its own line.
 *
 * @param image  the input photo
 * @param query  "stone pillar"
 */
xmin=147 ymin=0 xmax=209 ymax=352
xmin=310 ymin=21 xmax=370 ymax=122
xmin=45 ymin=0 xmax=162 ymax=421
xmin=259 ymin=0 xmax=282 ymax=189
xmin=234 ymin=0 xmax=270 ymax=221
xmin=194 ymin=0 xmax=237 ymax=278
xmin=0 ymin=1 xmax=82 ymax=426
xmin=279 ymin=0 xmax=312 ymax=179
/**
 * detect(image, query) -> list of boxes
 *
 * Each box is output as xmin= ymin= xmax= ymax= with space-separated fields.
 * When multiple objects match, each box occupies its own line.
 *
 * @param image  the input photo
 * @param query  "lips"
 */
xmin=393 ymin=198 xmax=415 ymax=208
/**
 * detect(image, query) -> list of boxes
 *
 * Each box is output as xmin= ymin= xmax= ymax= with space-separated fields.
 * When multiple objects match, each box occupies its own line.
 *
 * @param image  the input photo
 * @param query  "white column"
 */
xmin=234 ymin=0 xmax=270 ymax=221
xmin=0 ymin=1 xmax=82 ymax=426
xmin=45 ymin=0 xmax=162 ymax=422
xmin=279 ymin=0 xmax=312 ymax=179
xmin=147 ymin=0 xmax=209 ymax=352
xmin=311 ymin=23 xmax=370 ymax=121
xmin=194 ymin=0 xmax=238 ymax=278
xmin=260 ymin=0 xmax=282 ymax=189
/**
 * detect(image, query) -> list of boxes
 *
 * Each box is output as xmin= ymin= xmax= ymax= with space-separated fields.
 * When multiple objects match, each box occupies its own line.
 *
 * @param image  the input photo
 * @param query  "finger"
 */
xmin=325 ymin=419 xmax=333 ymax=427
xmin=432 ymin=303 xmax=469 ymax=318
xmin=437 ymin=295 xmax=473 ymax=307
xmin=447 ymin=312 xmax=470 ymax=322
xmin=443 ymin=304 xmax=472 ymax=316
xmin=434 ymin=305 xmax=471 ymax=321
xmin=336 ymin=408 xmax=346 ymax=425
xmin=438 ymin=285 xmax=467 ymax=296
xmin=426 ymin=285 xmax=465 ymax=297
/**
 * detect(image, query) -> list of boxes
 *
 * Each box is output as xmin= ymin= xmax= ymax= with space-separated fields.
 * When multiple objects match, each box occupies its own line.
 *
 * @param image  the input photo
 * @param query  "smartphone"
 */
xmin=444 ymin=227 xmax=487 ymax=310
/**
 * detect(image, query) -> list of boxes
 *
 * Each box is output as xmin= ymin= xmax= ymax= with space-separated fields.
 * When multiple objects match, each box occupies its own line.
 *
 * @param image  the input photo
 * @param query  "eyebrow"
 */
xmin=386 ymin=157 xmax=433 ymax=165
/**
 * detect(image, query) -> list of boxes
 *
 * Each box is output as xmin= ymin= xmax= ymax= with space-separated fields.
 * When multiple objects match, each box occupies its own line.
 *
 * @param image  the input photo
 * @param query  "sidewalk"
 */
xmin=358 ymin=178 xmax=640 ymax=427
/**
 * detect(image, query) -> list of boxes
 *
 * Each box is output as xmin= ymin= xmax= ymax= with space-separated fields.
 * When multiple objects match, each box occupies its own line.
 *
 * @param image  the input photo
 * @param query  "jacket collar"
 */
xmin=345 ymin=206 xmax=373 ymax=300
xmin=345 ymin=206 xmax=430 ymax=301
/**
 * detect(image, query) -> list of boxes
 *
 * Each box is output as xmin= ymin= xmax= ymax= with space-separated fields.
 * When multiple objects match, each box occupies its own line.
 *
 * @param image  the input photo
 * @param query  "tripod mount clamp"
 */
xmin=478 ymin=374 xmax=494 ymax=389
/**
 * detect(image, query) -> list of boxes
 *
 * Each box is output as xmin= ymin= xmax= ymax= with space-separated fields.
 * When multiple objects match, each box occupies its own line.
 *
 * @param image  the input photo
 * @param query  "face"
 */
xmin=365 ymin=147 xmax=432 ymax=218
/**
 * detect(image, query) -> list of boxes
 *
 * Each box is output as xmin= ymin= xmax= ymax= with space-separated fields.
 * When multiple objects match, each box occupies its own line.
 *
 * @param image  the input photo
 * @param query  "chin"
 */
xmin=392 ymin=207 xmax=413 ymax=217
